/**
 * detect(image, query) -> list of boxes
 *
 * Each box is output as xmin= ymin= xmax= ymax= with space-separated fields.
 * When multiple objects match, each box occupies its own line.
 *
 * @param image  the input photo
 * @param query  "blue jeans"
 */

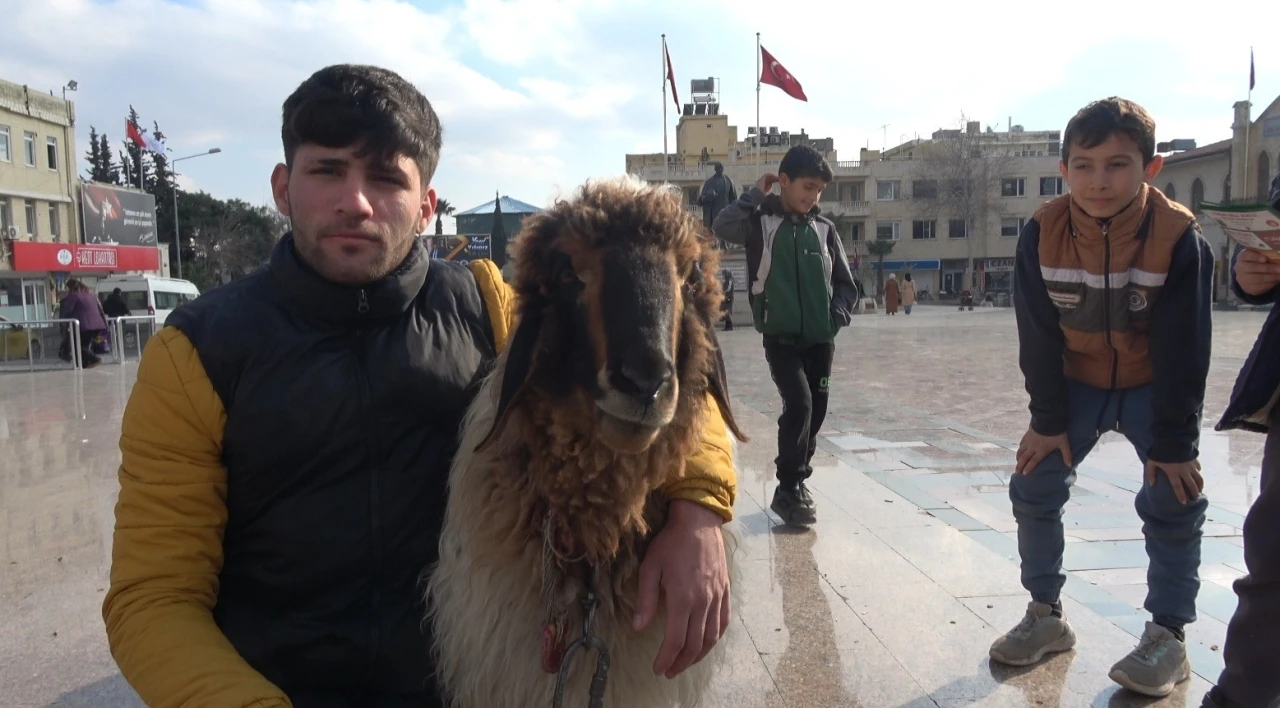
xmin=1009 ymin=380 xmax=1208 ymax=628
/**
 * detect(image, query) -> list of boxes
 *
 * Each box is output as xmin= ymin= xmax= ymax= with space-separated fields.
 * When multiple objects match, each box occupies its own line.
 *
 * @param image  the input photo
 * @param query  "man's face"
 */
xmin=271 ymin=143 xmax=436 ymax=285
xmin=1061 ymin=132 xmax=1162 ymax=219
xmin=778 ymin=175 xmax=825 ymax=214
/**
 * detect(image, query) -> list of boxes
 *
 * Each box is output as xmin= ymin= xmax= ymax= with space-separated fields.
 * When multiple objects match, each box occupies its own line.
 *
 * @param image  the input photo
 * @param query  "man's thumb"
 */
xmin=633 ymin=560 xmax=661 ymax=631
xmin=1060 ymin=441 xmax=1074 ymax=469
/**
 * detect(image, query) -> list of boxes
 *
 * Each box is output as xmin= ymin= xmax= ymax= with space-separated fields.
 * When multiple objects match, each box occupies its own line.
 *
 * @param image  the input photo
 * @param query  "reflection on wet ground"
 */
xmin=1 ymin=306 xmax=1265 ymax=706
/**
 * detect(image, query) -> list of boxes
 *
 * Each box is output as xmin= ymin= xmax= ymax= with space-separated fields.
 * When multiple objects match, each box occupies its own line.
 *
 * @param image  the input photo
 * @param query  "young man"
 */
xmin=991 ymin=97 xmax=1214 ymax=698
xmin=102 ymin=64 xmax=738 ymax=707
xmin=712 ymin=145 xmax=859 ymax=527
xmin=1202 ymin=173 xmax=1280 ymax=708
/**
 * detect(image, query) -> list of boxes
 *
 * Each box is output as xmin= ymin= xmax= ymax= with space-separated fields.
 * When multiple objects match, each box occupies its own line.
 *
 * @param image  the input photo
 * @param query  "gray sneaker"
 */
xmin=989 ymin=601 xmax=1078 ymax=666
xmin=1109 ymin=622 xmax=1191 ymax=697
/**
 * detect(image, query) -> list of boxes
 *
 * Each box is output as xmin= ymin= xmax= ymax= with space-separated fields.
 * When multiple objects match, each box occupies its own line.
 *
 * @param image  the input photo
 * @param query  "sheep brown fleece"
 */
xmin=427 ymin=176 xmax=744 ymax=708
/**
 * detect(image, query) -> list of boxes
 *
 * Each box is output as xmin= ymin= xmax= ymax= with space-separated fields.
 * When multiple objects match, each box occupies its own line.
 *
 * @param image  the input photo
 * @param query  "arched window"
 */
xmin=1259 ymin=151 xmax=1271 ymax=200
xmin=1191 ymin=178 xmax=1204 ymax=212
xmin=1223 ymin=175 xmax=1231 ymax=202
xmin=1164 ymin=182 xmax=1176 ymax=203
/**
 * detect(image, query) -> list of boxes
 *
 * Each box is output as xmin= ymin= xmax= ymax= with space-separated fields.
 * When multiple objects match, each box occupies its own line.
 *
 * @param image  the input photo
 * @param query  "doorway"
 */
xmin=22 ymin=279 xmax=49 ymax=320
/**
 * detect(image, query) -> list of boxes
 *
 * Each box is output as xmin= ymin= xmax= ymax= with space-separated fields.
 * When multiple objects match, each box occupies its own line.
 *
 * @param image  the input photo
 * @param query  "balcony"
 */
xmin=632 ymin=163 xmax=711 ymax=182
xmin=833 ymin=161 xmax=870 ymax=176
xmin=820 ymin=200 xmax=871 ymax=217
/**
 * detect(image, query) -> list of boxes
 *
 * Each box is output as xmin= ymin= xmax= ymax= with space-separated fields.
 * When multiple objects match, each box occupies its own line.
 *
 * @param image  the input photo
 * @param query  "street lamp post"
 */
xmin=170 ymin=148 xmax=222 ymax=279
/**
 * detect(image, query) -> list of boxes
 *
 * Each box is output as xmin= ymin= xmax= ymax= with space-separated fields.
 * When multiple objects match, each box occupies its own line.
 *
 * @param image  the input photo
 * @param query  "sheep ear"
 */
xmin=474 ymin=306 xmax=543 ymax=452
xmin=703 ymin=316 xmax=749 ymax=443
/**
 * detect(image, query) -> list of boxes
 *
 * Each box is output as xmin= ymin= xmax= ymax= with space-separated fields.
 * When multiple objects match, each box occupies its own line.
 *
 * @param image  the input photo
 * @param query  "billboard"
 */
xmin=80 ymin=181 xmax=159 ymax=247
xmin=427 ymin=235 xmax=491 ymax=263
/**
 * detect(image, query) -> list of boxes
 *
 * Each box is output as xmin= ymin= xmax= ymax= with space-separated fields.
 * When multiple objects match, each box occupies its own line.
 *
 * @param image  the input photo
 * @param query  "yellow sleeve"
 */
xmin=467 ymin=257 xmax=737 ymax=520
xmin=102 ymin=327 xmax=291 ymax=708
xmin=660 ymin=394 xmax=737 ymax=521
xmin=468 ymin=259 xmax=515 ymax=350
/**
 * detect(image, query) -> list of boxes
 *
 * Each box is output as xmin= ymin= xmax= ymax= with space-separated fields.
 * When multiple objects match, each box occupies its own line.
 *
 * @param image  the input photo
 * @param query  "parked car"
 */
xmin=0 ymin=315 xmax=43 ymax=361
xmin=95 ymin=275 xmax=200 ymax=353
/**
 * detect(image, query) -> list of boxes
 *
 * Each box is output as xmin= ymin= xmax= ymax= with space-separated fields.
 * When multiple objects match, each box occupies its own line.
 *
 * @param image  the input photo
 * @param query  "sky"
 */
xmin=3 ymin=0 xmax=1277 ymax=234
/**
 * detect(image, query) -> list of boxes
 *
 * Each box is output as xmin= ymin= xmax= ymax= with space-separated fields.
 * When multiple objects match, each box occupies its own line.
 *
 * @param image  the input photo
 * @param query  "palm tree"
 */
xmin=864 ymin=238 xmax=896 ymax=300
xmin=435 ymin=198 xmax=455 ymax=236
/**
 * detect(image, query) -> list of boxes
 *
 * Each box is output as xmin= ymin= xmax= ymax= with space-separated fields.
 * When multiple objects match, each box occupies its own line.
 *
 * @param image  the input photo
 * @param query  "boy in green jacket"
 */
xmin=713 ymin=145 xmax=859 ymax=526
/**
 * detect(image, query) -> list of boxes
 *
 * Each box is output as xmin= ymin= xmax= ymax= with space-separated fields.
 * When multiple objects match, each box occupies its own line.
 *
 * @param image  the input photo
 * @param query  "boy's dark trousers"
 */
xmin=763 ymin=335 xmax=834 ymax=485
xmin=1206 ymin=405 xmax=1280 ymax=708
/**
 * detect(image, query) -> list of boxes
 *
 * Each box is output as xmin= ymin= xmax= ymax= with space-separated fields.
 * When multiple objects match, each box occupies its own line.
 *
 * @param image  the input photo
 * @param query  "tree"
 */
xmin=84 ymin=125 xmax=102 ymax=180
xmin=98 ymin=133 xmax=119 ymax=184
xmin=489 ymin=193 xmax=508 ymax=270
xmin=864 ymin=238 xmax=896 ymax=298
xmin=434 ymin=198 xmax=455 ymax=235
xmin=911 ymin=113 xmax=1017 ymax=291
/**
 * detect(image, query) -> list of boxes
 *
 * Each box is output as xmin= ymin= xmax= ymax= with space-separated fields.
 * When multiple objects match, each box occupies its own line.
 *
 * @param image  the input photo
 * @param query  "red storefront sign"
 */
xmin=10 ymin=241 xmax=161 ymax=272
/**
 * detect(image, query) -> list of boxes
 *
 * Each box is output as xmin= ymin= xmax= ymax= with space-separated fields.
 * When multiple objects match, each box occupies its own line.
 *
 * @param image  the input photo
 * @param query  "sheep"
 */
xmin=425 ymin=174 xmax=749 ymax=708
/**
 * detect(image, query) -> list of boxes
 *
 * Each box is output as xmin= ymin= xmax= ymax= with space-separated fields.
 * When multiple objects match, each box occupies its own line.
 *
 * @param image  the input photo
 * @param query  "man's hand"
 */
xmin=1234 ymin=248 xmax=1280 ymax=296
xmin=633 ymin=499 xmax=730 ymax=679
xmin=1145 ymin=459 xmax=1204 ymax=505
xmin=1015 ymin=426 xmax=1073 ymax=475
xmin=755 ymin=173 xmax=779 ymax=193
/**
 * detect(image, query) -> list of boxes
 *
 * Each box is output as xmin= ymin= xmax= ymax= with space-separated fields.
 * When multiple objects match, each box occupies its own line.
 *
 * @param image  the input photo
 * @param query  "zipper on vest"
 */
xmin=357 ymin=289 xmax=370 ymax=315
xmin=351 ymin=329 xmax=381 ymax=675
xmin=1102 ymin=222 xmax=1119 ymax=391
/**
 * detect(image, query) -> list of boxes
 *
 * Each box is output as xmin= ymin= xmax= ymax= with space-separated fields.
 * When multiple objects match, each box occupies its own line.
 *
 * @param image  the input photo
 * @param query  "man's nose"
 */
xmin=336 ymin=178 xmax=375 ymax=218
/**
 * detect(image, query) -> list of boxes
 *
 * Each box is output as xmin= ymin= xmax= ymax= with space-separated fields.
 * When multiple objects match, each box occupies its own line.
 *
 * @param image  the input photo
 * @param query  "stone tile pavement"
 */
xmin=0 ymin=304 xmax=1268 ymax=707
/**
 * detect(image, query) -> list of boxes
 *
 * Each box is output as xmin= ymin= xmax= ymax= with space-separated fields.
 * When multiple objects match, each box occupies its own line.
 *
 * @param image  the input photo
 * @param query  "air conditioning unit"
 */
xmin=4 ymin=225 xmax=17 ymax=240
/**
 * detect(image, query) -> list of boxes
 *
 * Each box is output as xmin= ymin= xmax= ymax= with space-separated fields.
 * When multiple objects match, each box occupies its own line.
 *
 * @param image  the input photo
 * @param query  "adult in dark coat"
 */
xmin=697 ymin=162 xmax=736 ymax=230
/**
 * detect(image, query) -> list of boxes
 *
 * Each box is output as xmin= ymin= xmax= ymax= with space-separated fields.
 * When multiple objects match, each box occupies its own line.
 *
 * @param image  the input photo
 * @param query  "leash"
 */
xmin=551 ymin=565 xmax=610 ymax=708
xmin=542 ymin=515 xmax=611 ymax=708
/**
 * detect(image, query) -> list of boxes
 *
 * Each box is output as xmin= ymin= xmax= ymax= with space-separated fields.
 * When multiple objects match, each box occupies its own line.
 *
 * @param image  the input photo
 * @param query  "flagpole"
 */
xmin=1245 ymin=46 xmax=1254 ymax=198
xmin=663 ymin=34 xmax=669 ymax=182
xmin=755 ymin=32 xmax=761 ymax=168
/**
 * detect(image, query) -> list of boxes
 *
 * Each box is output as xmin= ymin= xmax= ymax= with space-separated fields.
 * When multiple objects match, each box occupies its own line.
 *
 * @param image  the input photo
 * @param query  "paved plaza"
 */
xmin=0 ymin=304 xmax=1268 ymax=707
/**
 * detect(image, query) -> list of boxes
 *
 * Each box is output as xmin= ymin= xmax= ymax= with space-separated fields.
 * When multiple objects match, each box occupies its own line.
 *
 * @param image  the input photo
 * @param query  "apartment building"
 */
xmin=0 ymin=77 xmax=79 ymax=321
xmin=625 ymin=86 xmax=1064 ymax=300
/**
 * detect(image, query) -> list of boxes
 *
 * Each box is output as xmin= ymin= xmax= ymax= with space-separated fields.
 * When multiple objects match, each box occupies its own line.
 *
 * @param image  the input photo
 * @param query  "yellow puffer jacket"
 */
xmin=101 ymin=259 xmax=736 ymax=707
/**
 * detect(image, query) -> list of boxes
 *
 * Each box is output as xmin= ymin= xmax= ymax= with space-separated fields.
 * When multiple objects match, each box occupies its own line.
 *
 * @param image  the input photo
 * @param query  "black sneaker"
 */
xmin=771 ymin=482 xmax=817 ymax=527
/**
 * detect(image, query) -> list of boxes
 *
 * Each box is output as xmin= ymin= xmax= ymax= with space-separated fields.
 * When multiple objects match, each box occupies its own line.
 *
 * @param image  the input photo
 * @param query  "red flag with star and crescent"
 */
xmin=760 ymin=45 xmax=807 ymax=102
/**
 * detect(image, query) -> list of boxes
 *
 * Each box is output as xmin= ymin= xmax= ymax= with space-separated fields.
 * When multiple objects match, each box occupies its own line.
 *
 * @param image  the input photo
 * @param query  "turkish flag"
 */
xmin=760 ymin=45 xmax=807 ymax=102
xmin=666 ymin=43 xmax=680 ymax=112
xmin=126 ymin=120 xmax=146 ymax=146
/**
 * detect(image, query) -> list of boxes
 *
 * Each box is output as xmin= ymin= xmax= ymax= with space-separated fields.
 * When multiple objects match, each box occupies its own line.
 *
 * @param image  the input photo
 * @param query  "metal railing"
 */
xmin=0 ymin=318 xmax=83 ymax=372
xmin=109 ymin=316 xmax=159 ymax=364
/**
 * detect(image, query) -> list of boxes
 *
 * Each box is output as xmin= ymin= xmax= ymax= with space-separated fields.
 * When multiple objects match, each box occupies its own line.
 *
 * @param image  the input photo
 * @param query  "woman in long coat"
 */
xmin=884 ymin=273 xmax=900 ymax=315
xmin=902 ymin=272 xmax=918 ymax=315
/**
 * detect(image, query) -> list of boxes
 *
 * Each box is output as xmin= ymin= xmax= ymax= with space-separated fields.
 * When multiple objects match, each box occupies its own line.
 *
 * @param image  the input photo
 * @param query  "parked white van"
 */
xmin=95 ymin=275 xmax=200 ymax=323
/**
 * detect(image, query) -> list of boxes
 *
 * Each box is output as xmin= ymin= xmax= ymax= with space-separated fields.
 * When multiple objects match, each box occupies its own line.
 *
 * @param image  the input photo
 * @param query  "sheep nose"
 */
xmin=612 ymin=362 xmax=674 ymax=402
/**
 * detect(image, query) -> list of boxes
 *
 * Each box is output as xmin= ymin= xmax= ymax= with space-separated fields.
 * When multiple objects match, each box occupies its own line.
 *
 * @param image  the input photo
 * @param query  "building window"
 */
xmin=1039 ymin=177 xmax=1063 ymax=196
xmin=1191 ymin=178 xmax=1204 ymax=212
xmin=912 ymin=180 xmax=937 ymax=199
xmin=1164 ymin=182 xmax=1177 ymax=203
xmin=1001 ymin=217 xmax=1028 ymax=238
xmin=0 ymin=199 xmax=10 ymax=232
xmin=23 ymin=131 xmax=36 ymax=166
xmin=1001 ymin=178 xmax=1026 ymax=197
xmin=46 ymin=137 xmax=59 ymax=171
xmin=876 ymin=221 xmax=900 ymax=241
xmin=912 ymin=220 xmax=937 ymax=240
xmin=847 ymin=222 xmax=862 ymax=241
xmin=0 ymin=126 xmax=10 ymax=162
xmin=1048 ymin=143 xmax=1061 ymax=156
xmin=949 ymin=219 xmax=968 ymax=239
xmin=1223 ymin=176 xmax=1231 ymax=202
xmin=842 ymin=182 xmax=863 ymax=201
xmin=48 ymin=204 xmax=60 ymax=239
xmin=876 ymin=180 xmax=901 ymax=201
xmin=24 ymin=200 xmax=37 ymax=236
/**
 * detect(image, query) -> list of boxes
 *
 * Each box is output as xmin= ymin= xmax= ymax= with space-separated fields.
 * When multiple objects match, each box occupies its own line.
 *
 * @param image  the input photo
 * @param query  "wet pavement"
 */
xmin=0 ymin=304 xmax=1268 ymax=707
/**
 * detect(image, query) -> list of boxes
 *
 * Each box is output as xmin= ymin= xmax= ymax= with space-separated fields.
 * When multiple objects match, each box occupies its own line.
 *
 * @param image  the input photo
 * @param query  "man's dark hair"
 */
xmin=1061 ymin=97 xmax=1157 ymax=166
xmin=778 ymin=145 xmax=833 ymax=183
xmin=281 ymin=64 xmax=443 ymax=184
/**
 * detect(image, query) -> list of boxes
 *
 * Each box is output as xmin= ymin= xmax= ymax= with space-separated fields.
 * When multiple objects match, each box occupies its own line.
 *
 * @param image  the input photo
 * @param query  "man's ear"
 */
xmin=271 ymin=163 xmax=291 ymax=216
xmin=418 ymin=185 xmax=438 ymax=235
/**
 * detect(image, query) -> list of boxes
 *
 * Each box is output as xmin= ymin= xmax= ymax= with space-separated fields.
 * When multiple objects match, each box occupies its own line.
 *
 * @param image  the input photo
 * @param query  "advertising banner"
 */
xmin=80 ymin=181 xmax=159 ymax=247
xmin=11 ymin=242 xmax=161 ymax=272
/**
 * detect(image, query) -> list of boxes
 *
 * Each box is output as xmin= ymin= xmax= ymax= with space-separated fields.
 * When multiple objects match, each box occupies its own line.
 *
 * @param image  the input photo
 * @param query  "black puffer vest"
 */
xmin=166 ymin=234 xmax=496 ymax=706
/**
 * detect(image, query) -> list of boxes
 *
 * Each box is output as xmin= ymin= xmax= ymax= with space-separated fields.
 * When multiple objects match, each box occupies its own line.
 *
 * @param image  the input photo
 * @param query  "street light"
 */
xmin=171 ymin=148 xmax=223 ymax=280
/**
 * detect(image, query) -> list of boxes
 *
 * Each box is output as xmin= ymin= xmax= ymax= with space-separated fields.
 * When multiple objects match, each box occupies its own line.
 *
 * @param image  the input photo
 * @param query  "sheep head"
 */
xmin=476 ymin=175 xmax=747 ymax=456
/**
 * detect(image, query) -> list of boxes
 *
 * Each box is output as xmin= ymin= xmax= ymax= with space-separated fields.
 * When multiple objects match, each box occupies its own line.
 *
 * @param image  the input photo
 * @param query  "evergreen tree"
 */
xmin=84 ymin=125 xmax=102 ymax=181
xmin=149 ymin=121 xmax=176 ymax=256
xmin=99 ymin=134 xmax=120 ymax=184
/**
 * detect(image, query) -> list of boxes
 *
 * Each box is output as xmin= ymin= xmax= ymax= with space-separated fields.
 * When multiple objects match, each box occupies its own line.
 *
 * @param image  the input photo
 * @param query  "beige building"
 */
xmin=1 ymin=77 xmax=79 ymax=321
xmin=1157 ymin=95 xmax=1280 ymax=302
xmin=626 ymin=94 xmax=1063 ymax=300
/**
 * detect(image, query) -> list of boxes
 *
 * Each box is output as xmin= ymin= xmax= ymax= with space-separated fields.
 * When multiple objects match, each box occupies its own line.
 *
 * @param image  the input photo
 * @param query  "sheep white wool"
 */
xmin=426 ymin=347 xmax=742 ymax=708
